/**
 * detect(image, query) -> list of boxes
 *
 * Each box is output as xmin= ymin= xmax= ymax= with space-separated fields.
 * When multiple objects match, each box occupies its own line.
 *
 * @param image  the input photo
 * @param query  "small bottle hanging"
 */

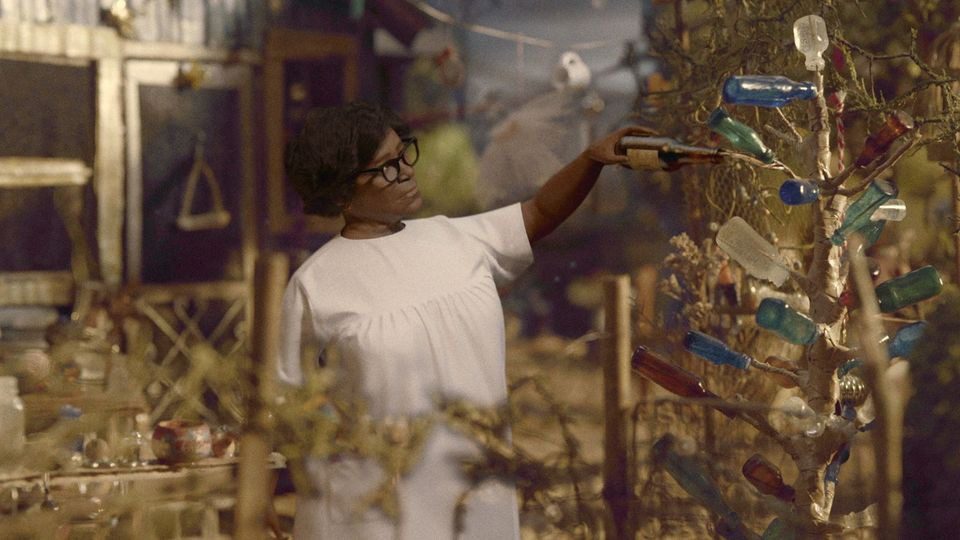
xmin=756 ymin=298 xmax=819 ymax=345
xmin=683 ymin=330 xmax=753 ymax=370
xmin=855 ymin=110 xmax=915 ymax=167
xmin=631 ymin=347 xmax=736 ymax=418
xmin=779 ymin=178 xmax=820 ymax=205
xmin=793 ymin=14 xmax=829 ymax=71
xmin=716 ymin=216 xmax=790 ymax=286
xmin=831 ymin=179 xmax=898 ymax=246
xmin=708 ymin=107 xmax=777 ymax=163
xmin=874 ymin=265 xmax=943 ymax=313
xmin=742 ymin=453 xmax=796 ymax=502
xmin=722 ymin=75 xmax=817 ymax=108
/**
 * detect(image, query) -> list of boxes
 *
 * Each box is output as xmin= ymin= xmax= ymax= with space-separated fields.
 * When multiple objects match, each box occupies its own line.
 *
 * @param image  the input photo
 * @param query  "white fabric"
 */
xmin=278 ymin=203 xmax=533 ymax=539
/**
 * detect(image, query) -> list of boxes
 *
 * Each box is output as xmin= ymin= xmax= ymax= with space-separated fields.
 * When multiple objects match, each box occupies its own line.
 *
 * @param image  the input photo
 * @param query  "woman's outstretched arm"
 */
xmin=520 ymin=125 xmax=655 ymax=244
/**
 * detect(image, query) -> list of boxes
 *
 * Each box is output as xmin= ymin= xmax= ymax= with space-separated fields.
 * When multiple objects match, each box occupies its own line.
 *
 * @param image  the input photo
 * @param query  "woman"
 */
xmin=278 ymin=101 xmax=651 ymax=539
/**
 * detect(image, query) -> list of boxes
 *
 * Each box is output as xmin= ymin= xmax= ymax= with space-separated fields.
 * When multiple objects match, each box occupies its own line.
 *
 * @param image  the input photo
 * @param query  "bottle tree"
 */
xmin=627 ymin=1 xmax=960 ymax=538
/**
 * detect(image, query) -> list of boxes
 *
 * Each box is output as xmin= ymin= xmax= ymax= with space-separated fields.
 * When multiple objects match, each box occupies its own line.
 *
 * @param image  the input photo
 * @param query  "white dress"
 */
xmin=277 ymin=203 xmax=533 ymax=539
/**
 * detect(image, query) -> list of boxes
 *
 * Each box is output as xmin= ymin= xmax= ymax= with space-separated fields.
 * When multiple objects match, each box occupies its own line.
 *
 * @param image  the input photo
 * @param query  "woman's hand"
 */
xmin=584 ymin=125 xmax=658 ymax=166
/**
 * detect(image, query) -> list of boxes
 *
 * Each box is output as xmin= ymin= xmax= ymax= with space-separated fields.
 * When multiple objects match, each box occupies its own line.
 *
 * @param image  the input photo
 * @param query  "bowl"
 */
xmin=151 ymin=420 xmax=212 ymax=464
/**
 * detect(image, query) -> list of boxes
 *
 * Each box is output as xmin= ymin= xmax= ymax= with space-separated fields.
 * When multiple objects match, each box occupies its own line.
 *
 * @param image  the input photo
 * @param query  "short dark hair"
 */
xmin=285 ymin=102 xmax=410 ymax=217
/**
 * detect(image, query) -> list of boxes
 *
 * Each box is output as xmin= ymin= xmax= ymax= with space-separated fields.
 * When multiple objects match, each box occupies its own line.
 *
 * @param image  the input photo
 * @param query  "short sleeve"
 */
xmin=277 ymin=277 xmax=320 ymax=388
xmin=450 ymin=202 xmax=534 ymax=286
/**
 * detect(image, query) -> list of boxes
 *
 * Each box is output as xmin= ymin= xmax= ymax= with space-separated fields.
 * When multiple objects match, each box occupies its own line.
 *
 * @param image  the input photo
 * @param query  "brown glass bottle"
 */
xmin=631 ymin=346 xmax=736 ymax=418
xmin=616 ymin=136 xmax=726 ymax=171
xmin=854 ymin=110 xmax=914 ymax=167
xmin=742 ymin=453 xmax=796 ymax=502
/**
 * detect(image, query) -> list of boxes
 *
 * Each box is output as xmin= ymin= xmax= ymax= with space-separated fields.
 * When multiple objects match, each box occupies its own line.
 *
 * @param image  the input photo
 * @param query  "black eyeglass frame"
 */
xmin=354 ymin=137 xmax=419 ymax=183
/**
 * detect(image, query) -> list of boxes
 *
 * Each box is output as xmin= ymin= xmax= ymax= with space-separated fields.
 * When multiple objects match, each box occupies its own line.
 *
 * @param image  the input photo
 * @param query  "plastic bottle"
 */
xmin=0 ymin=377 xmax=25 ymax=473
xmin=756 ymin=298 xmax=819 ymax=345
xmin=708 ymin=107 xmax=777 ymax=163
xmin=716 ymin=216 xmax=790 ymax=286
xmin=722 ymin=75 xmax=817 ymax=107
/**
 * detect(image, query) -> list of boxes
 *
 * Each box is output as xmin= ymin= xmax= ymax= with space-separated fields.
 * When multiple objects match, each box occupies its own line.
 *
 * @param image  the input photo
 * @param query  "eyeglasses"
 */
xmin=355 ymin=138 xmax=419 ymax=183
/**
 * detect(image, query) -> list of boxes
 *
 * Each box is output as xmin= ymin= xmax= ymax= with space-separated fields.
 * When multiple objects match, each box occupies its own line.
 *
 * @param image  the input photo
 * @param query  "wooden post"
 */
xmin=602 ymin=275 xmax=633 ymax=539
xmin=235 ymin=253 xmax=289 ymax=540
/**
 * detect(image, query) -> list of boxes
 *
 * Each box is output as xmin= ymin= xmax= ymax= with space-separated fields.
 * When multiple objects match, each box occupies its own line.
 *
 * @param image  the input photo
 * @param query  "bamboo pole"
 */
xmin=849 ymin=237 xmax=902 ymax=539
xmin=602 ymin=275 xmax=633 ymax=539
xmin=235 ymin=253 xmax=289 ymax=540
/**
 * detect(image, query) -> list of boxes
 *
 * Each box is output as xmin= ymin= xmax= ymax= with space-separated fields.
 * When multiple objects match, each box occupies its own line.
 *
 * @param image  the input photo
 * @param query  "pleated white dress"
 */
xmin=277 ymin=203 xmax=533 ymax=539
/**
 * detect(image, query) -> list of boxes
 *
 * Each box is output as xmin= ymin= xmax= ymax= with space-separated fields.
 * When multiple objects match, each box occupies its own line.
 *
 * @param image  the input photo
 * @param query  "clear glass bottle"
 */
xmin=722 ymin=75 xmax=817 ymax=108
xmin=793 ymin=15 xmax=829 ymax=71
xmin=615 ymin=136 xmax=726 ymax=171
xmin=875 ymin=265 xmax=943 ymax=313
xmin=855 ymin=110 xmax=915 ymax=167
xmin=708 ymin=107 xmax=776 ymax=163
xmin=0 ymin=377 xmax=26 ymax=473
xmin=683 ymin=330 xmax=752 ymax=370
xmin=871 ymin=199 xmax=906 ymax=222
xmin=756 ymin=298 xmax=819 ymax=345
xmin=742 ymin=453 xmax=796 ymax=502
xmin=716 ymin=216 xmax=790 ymax=286
xmin=779 ymin=178 xmax=820 ymax=205
xmin=831 ymin=179 xmax=899 ymax=245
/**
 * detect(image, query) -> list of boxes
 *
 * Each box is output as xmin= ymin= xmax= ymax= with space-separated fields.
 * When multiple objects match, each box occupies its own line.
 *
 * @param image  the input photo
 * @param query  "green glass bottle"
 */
xmin=708 ymin=107 xmax=776 ymax=163
xmin=756 ymin=298 xmax=819 ymax=345
xmin=831 ymin=179 xmax=898 ymax=245
xmin=874 ymin=265 xmax=943 ymax=313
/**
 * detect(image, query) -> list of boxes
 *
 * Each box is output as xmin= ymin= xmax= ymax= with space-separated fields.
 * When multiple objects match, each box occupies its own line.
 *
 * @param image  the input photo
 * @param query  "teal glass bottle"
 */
xmin=683 ymin=330 xmax=753 ymax=370
xmin=722 ymin=75 xmax=817 ymax=107
xmin=830 ymin=179 xmax=898 ymax=245
xmin=874 ymin=265 xmax=943 ymax=313
xmin=762 ymin=517 xmax=799 ymax=540
xmin=654 ymin=435 xmax=747 ymax=534
xmin=708 ymin=107 xmax=776 ymax=163
xmin=756 ymin=298 xmax=819 ymax=345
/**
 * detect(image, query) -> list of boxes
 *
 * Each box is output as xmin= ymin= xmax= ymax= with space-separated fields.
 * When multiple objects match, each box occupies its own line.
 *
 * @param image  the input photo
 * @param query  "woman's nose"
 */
xmin=397 ymin=159 xmax=415 ymax=181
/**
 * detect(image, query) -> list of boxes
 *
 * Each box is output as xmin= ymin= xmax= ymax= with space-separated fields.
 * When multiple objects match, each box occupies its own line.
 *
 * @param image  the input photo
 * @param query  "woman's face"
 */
xmin=343 ymin=128 xmax=422 ymax=223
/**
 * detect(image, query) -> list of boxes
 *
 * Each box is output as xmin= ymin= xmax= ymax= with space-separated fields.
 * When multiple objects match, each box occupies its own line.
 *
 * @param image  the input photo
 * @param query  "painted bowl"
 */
xmin=151 ymin=420 xmax=212 ymax=464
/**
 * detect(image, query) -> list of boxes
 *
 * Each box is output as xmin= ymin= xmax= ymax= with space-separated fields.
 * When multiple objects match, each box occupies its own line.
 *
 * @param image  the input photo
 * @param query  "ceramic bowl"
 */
xmin=151 ymin=420 xmax=212 ymax=463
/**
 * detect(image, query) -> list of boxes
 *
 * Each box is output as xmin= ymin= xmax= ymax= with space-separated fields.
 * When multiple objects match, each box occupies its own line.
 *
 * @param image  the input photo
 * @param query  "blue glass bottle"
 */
xmin=683 ymin=330 xmax=753 ymax=370
xmin=756 ymin=298 xmax=819 ymax=345
xmin=708 ymin=107 xmax=776 ymax=163
xmin=887 ymin=321 xmax=928 ymax=358
xmin=779 ymin=178 xmax=820 ymax=205
xmin=831 ymin=179 xmax=898 ymax=246
xmin=722 ymin=75 xmax=817 ymax=107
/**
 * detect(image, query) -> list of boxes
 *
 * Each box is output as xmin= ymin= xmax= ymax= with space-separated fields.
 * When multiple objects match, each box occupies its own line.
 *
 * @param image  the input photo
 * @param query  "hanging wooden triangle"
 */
xmin=177 ymin=132 xmax=231 ymax=231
